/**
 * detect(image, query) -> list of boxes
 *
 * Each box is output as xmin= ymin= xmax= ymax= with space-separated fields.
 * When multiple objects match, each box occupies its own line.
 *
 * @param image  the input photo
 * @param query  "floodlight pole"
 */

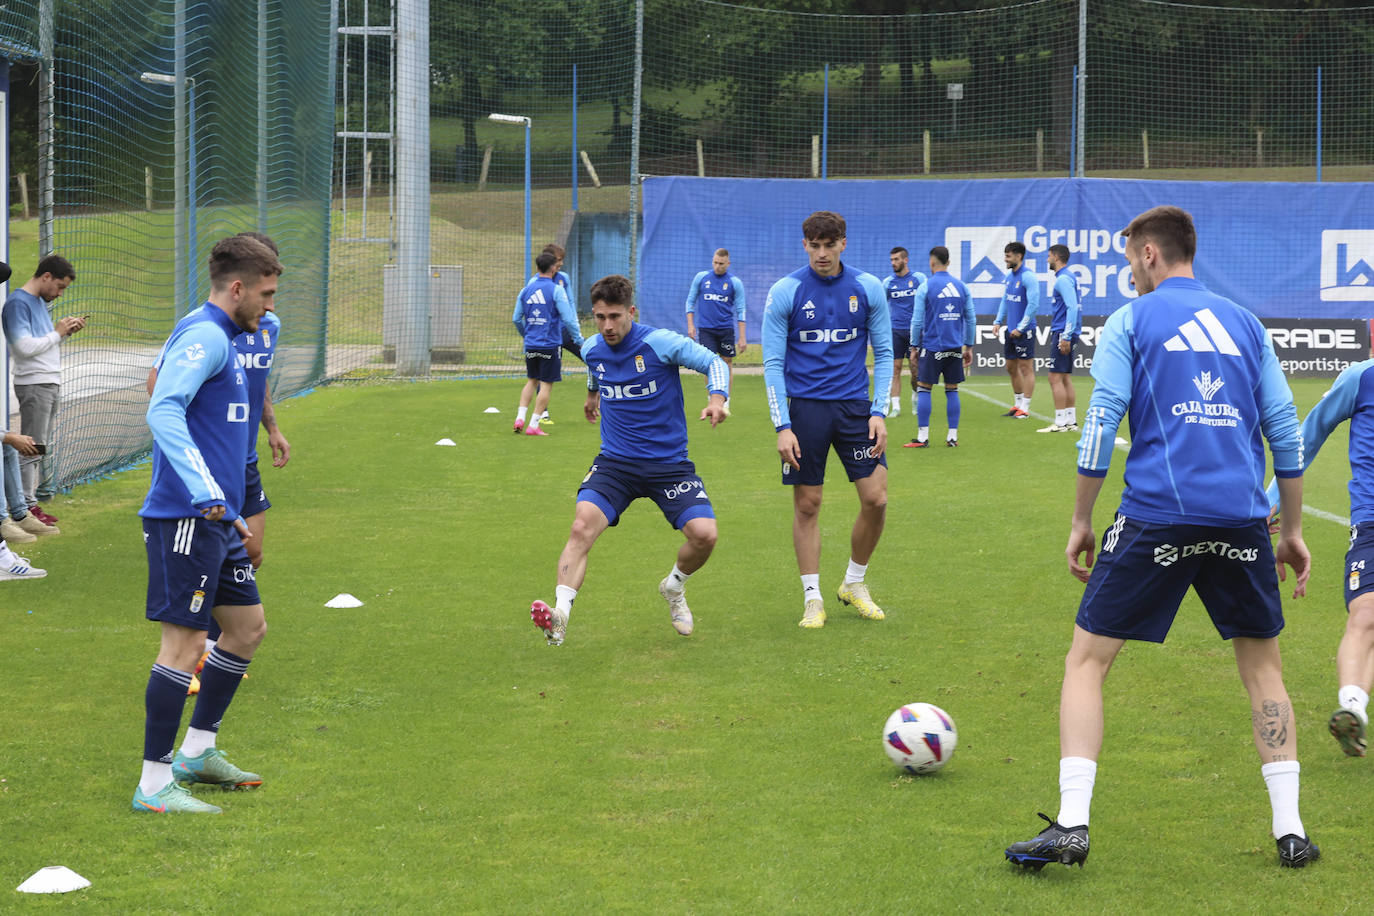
xmin=490 ymin=113 xmax=532 ymax=281
xmin=395 ymin=0 xmax=431 ymax=376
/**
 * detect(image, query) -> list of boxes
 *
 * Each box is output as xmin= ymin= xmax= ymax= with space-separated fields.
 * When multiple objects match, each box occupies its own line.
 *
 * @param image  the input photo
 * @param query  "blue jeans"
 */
xmin=2 ymin=444 xmax=24 ymax=519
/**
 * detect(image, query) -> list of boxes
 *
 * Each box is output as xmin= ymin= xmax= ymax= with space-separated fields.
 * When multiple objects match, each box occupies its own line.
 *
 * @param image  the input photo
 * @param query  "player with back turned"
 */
xmin=530 ymin=274 xmax=729 ymax=647
xmin=1004 ymin=205 xmax=1317 ymax=870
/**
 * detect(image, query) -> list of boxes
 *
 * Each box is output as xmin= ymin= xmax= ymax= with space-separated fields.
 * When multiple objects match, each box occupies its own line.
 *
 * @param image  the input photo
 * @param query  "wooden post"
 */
xmin=364 ymin=149 xmax=373 ymax=197
xmin=695 ymin=138 xmax=704 ymax=178
xmin=477 ymin=145 xmax=492 ymax=189
xmin=19 ymin=172 xmax=31 ymax=218
xmin=1141 ymin=130 xmax=1150 ymax=170
xmin=580 ymin=150 xmax=601 ymax=188
xmin=1256 ymin=127 xmax=1264 ymax=167
xmin=1035 ymin=129 xmax=1044 ymax=172
xmin=811 ymin=135 xmax=819 ymax=178
xmin=923 ymin=130 xmax=931 ymax=175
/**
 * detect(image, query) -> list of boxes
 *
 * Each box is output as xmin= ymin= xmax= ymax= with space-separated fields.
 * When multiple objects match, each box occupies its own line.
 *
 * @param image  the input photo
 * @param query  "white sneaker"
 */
xmin=0 ymin=517 xmax=37 ymax=543
xmin=658 ymin=578 xmax=694 ymax=636
xmin=1037 ymin=424 xmax=1069 ymax=433
xmin=0 ymin=553 xmax=47 ymax=579
xmin=886 ymin=403 xmax=901 ymax=418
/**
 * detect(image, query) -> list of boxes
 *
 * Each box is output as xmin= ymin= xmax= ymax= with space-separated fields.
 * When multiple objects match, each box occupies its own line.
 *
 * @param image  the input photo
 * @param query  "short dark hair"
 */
xmin=235 ymin=230 xmax=279 ymax=255
xmin=34 ymin=254 xmax=75 ymax=281
xmin=890 ymin=246 xmax=908 ymax=257
xmin=542 ymin=243 xmax=565 ymax=260
xmin=1005 ymin=241 xmax=1026 ymax=257
xmin=802 ymin=211 xmax=845 ymax=242
xmin=929 ymin=246 xmax=950 ymax=266
xmin=1121 ymin=205 xmax=1196 ymax=265
xmin=1048 ymin=243 xmax=1071 ymax=263
xmin=535 ymin=251 xmax=558 ymax=274
xmin=589 ymin=274 xmax=633 ymax=307
xmin=208 ymin=235 xmax=282 ymax=289
xmin=714 ymin=248 xmax=729 ymax=258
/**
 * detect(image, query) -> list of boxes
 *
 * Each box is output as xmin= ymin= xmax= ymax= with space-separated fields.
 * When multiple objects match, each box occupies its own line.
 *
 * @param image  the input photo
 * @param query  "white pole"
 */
xmin=1141 ymin=129 xmax=1149 ymax=169
xmin=144 ymin=167 xmax=152 ymax=211
xmin=923 ymin=130 xmax=931 ymax=175
xmin=1036 ymin=129 xmax=1044 ymax=172
xmin=811 ymin=135 xmax=819 ymax=178
xmin=394 ymin=0 xmax=431 ymax=376
xmin=580 ymin=150 xmax=601 ymax=188
xmin=696 ymin=138 xmax=704 ymax=178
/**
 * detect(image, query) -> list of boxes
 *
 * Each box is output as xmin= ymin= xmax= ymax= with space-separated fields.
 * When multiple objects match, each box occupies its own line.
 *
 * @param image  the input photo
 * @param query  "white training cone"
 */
xmin=483 ymin=407 xmax=501 ymax=414
xmin=435 ymin=438 xmax=457 ymax=446
xmin=325 ymin=593 xmax=364 ymax=609
xmin=17 ymin=866 xmax=90 ymax=894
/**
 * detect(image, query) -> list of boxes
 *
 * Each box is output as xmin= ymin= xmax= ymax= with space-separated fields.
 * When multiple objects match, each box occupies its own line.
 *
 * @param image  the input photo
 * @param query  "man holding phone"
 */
xmin=2 ymin=255 xmax=82 ymax=524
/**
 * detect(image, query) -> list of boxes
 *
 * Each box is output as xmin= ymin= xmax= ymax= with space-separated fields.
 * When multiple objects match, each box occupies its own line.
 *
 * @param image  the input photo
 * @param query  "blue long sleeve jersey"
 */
xmin=526 ymin=270 xmax=576 ymax=313
xmin=512 ymin=276 xmax=579 ymax=349
xmin=1264 ymin=359 xmax=1374 ymax=524
xmin=140 ymin=304 xmax=252 ymax=520
xmin=1049 ymin=267 xmax=1082 ymax=337
xmin=908 ymin=271 xmax=976 ymax=352
xmin=993 ymin=263 xmax=1042 ymax=333
xmin=236 ymin=310 xmax=280 ymax=464
xmin=582 ymin=323 xmax=729 ymax=463
xmin=685 ymin=270 xmax=746 ymax=329
xmin=1077 ymin=277 xmax=1301 ymax=526
xmin=762 ymin=263 xmax=893 ymax=431
xmin=883 ymin=270 xmax=927 ymax=335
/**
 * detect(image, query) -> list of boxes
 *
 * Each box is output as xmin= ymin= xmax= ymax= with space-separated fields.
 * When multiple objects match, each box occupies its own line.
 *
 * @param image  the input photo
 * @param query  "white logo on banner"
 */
xmin=1321 ymin=230 xmax=1374 ymax=302
xmin=945 ymin=226 xmax=1016 ymax=298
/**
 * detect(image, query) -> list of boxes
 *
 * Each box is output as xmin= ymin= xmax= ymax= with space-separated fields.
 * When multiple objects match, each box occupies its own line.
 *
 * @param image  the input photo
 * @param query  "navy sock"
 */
xmin=144 ymin=665 xmax=191 ymax=762
xmin=189 ymin=647 xmax=252 ymax=733
xmin=917 ymin=389 xmax=932 ymax=428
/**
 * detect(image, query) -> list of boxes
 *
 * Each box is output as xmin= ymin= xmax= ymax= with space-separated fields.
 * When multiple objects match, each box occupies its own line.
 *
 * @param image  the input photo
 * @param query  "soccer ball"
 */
xmin=882 ymin=702 xmax=957 ymax=774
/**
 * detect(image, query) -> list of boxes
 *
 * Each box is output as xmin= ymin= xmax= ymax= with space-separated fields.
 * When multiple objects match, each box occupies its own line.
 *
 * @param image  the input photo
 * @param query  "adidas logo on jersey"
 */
xmin=935 ymin=282 xmax=962 ymax=299
xmin=526 ymin=288 xmax=548 ymax=306
xmin=1162 ymin=308 xmax=1240 ymax=356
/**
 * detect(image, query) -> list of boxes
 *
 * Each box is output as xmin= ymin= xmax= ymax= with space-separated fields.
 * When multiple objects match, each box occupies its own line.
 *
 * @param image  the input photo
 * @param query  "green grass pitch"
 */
xmin=0 ymin=373 xmax=1366 ymax=912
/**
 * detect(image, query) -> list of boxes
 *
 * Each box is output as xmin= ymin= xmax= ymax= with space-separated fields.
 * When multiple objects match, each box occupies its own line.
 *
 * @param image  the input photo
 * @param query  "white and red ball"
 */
xmin=882 ymin=702 xmax=957 ymax=774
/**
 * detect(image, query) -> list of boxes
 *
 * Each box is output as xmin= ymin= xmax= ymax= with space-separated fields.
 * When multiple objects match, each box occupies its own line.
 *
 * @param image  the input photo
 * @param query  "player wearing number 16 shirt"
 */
xmin=530 ymin=274 xmax=730 ymax=648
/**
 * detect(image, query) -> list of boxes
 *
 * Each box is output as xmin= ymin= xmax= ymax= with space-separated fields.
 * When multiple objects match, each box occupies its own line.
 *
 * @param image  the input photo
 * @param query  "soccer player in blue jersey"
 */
xmin=763 ymin=210 xmax=892 ymax=629
xmin=882 ymin=246 xmax=926 ymax=420
xmin=534 ymin=243 xmax=585 ymax=426
xmin=1005 ymin=206 xmax=1318 ymax=870
xmin=133 ymin=235 xmax=282 ymax=814
xmin=1038 ymin=244 xmax=1083 ymax=433
xmin=1264 ymin=360 xmax=1374 ymax=759
xmin=992 ymin=241 xmax=1041 ymax=420
xmin=685 ymin=248 xmax=746 ymax=415
xmin=512 ymin=251 xmax=582 ymax=436
xmin=530 ymin=274 xmax=729 ymax=646
xmin=906 ymin=246 xmax=975 ymax=448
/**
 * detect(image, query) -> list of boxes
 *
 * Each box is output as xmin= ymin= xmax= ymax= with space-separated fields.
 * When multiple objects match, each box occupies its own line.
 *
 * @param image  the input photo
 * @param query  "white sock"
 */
xmin=180 ymin=726 xmax=217 ymax=758
xmin=1017 ymin=394 xmax=1029 ymax=411
xmin=843 ymin=559 xmax=867 ymax=584
xmin=665 ymin=563 xmax=689 ymax=592
xmin=801 ymin=574 xmax=821 ymax=602
xmin=527 ymin=415 xmax=541 ymax=431
xmin=1057 ymin=409 xmax=1069 ymax=426
xmin=1339 ymin=684 xmax=1369 ymax=724
xmin=516 ymin=406 xmax=529 ymax=422
xmin=1066 ymin=408 xmax=1076 ymax=426
xmin=539 ymin=411 xmax=549 ymax=421
xmin=917 ymin=426 xmax=929 ymax=443
xmin=910 ymin=393 xmax=918 ymax=413
xmin=203 ymin=637 xmax=217 ymax=655
xmin=554 ymin=584 xmax=577 ymax=615
xmin=947 ymin=429 xmax=958 ymax=442
xmin=1057 ymin=756 xmax=1097 ymax=828
xmin=139 ymin=760 xmax=173 ymax=796
xmin=889 ymin=396 xmax=899 ymax=412
xmin=1262 ymin=760 xmax=1304 ymax=839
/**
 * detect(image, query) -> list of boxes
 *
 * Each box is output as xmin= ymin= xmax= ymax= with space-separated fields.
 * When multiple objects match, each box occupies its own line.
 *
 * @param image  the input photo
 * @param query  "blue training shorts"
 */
xmin=783 ymin=397 xmax=886 ymax=487
xmin=1344 ymin=523 xmax=1374 ymax=606
xmin=243 ymin=457 xmax=273 ymax=517
xmin=576 ymin=453 xmax=715 ymax=530
xmin=916 ymin=348 xmax=966 ymax=387
xmin=525 ymin=347 xmax=562 ymax=383
xmin=1048 ymin=331 xmax=1075 ymax=374
xmin=892 ymin=329 xmax=912 ymax=363
xmin=1076 ymin=515 xmax=1283 ymax=643
xmin=697 ymin=326 xmax=737 ymax=359
xmin=144 ymin=516 xmax=261 ymax=629
xmin=1003 ymin=331 xmax=1035 ymax=361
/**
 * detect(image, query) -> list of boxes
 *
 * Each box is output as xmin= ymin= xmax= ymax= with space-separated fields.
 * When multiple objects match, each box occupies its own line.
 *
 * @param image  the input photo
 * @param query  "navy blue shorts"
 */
xmin=1049 ymin=332 xmax=1075 ymax=374
xmin=891 ymin=329 xmax=912 ymax=362
xmin=1076 ymin=515 xmax=1283 ymax=643
xmin=916 ymin=349 xmax=966 ymax=387
xmin=577 ymin=454 xmax=715 ymax=530
xmin=525 ymin=347 xmax=562 ymax=383
xmin=1003 ymin=332 xmax=1035 ymax=361
xmin=1344 ymin=523 xmax=1374 ymax=605
xmin=784 ymin=397 xmax=886 ymax=487
xmin=243 ymin=458 xmax=272 ymax=517
xmin=697 ymin=326 xmax=736 ymax=359
xmin=144 ymin=517 xmax=261 ymax=629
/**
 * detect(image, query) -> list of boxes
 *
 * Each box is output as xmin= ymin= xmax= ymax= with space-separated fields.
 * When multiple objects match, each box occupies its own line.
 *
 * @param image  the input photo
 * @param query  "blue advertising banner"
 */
xmin=638 ymin=177 xmax=1374 ymax=344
